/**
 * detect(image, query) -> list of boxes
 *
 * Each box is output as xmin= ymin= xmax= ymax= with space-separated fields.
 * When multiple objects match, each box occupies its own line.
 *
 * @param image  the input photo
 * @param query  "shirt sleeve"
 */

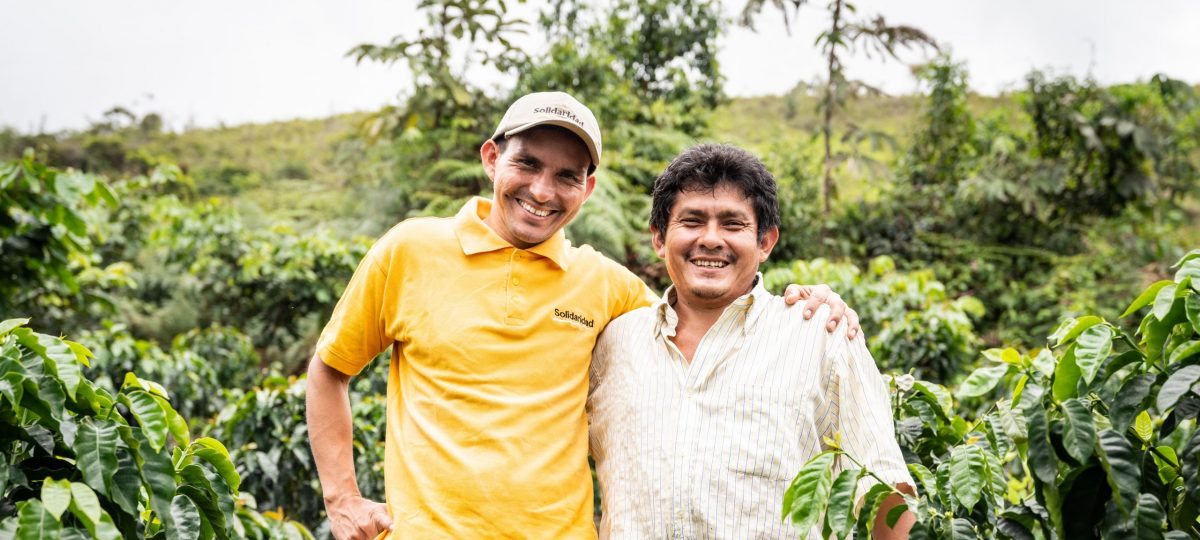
xmin=613 ymin=268 xmax=658 ymax=319
xmin=826 ymin=328 xmax=915 ymax=496
xmin=315 ymin=245 xmax=393 ymax=376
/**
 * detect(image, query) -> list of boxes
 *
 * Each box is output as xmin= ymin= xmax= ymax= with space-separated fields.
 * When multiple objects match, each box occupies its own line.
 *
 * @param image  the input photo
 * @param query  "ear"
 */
xmin=480 ymin=139 xmax=500 ymax=181
xmin=758 ymin=226 xmax=780 ymax=263
xmin=582 ymin=174 xmax=597 ymax=201
xmin=651 ymin=225 xmax=666 ymax=259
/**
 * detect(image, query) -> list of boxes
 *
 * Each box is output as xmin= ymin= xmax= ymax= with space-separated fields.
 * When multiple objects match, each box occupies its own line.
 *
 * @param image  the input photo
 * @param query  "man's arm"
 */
xmin=873 ymin=485 xmax=916 ymax=539
xmin=307 ymin=355 xmax=392 ymax=540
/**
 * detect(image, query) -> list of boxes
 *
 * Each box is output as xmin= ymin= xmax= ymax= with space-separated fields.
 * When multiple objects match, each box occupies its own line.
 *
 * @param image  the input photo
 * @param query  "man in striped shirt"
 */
xmin=588 ymin=144 xmax=915 ymax=539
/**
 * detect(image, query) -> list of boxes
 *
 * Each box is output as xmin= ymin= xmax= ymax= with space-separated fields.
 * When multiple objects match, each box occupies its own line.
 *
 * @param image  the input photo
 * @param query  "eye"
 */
xmin=723 ymin=220 xmax=748 ymax=230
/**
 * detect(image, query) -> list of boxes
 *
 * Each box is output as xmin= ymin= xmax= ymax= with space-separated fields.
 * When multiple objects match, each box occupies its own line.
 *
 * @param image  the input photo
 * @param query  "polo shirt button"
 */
xmin=512 ymin=278 xmax=520 ymax=285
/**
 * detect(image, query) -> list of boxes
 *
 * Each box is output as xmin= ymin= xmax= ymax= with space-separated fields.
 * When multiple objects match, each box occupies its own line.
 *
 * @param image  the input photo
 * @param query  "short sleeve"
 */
xmin=827 ymin=329 xmax=915 ymax=495
xmin=315 ymin=247 xmax=393 ymax=376
xmin=612 ymin=268 xmax=658 ymax=319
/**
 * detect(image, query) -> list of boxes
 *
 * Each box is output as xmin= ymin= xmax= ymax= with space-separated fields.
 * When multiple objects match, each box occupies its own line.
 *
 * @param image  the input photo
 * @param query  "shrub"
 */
xmin=764 ymin=256 xmax=984 ymax=381
xmin=782 ymin=248 xmax=1200 ymax=538
xmin=0 ymin=318 xmax=311 ymax=539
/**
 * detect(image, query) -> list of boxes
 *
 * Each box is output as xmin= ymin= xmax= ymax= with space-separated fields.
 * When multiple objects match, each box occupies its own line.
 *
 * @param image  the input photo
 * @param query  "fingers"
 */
xmin=799 ymin=287 xmax=828 ymax=319
xmin=330 ymin=499 xmax=393 ymax=540
xmin=824 ymin=293 xmax=846 ymax=332
xmin=844 ymin=307 xmax=861 ymax=340
xmin=370 ymin=505 xmax=394 ymax=536
xmin=783 ymin=284 xmax=809 ymax=307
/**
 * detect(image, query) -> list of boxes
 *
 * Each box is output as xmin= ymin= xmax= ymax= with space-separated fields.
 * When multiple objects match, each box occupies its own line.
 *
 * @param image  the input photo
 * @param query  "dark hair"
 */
xmin=649 ymin=143 xmax=780 ymax=241
xmin=491 ymin=125 xmax=596 ymax=175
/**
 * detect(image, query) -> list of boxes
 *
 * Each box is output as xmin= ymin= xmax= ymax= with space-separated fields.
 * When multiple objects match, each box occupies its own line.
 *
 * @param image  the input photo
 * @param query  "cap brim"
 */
xmin=502 ymin=119 xmax=600 ymax=170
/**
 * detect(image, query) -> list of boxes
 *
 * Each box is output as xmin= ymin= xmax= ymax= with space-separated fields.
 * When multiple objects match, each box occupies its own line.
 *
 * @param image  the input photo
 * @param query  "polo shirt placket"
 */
xmin=505 ymin=248 xmax=528 ymax=324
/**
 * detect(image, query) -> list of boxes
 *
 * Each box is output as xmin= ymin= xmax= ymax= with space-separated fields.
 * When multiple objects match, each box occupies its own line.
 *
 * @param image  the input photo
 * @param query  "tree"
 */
xmin=739 ymin=0 xmax=937 ymax=215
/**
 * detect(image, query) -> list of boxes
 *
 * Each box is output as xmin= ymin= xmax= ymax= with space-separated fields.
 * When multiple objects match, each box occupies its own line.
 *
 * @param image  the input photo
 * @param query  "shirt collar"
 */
xmin=654 ymin=273 xmax=772 ymax=339
xmin=453 ymin=197 xmax=571 ymax=270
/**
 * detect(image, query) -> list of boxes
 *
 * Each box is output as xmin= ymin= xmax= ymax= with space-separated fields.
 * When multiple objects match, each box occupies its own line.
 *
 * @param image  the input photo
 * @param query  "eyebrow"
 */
xmin=675 ymin=207 xmax=752 ymax=220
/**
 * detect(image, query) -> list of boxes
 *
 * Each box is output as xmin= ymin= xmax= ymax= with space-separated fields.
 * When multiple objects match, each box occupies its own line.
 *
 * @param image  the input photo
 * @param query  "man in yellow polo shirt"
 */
xmin=306 ymin=92 xmax=859 ymax=539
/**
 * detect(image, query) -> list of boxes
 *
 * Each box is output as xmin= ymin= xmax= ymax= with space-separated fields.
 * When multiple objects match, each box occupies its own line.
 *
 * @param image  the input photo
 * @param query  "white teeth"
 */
xmin=693 ymin=260 xmax=727 ymax=268
xmin=518 ymin=199 xmax=551 ymax=217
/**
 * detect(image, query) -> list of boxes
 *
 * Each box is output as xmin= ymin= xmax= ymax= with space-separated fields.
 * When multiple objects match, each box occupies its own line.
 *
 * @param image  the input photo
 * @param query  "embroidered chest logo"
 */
xmin=553 ymin=308 xmax=594 ymax=328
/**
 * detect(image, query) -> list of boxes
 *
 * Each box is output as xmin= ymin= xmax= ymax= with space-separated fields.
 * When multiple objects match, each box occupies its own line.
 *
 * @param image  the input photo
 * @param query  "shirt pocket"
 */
xmin=715 ymin=385 xmax=802 ymax=482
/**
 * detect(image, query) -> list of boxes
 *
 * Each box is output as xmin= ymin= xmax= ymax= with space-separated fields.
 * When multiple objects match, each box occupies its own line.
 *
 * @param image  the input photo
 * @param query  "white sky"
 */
xmin=2 ymin=0 xmax=1198 ymax=132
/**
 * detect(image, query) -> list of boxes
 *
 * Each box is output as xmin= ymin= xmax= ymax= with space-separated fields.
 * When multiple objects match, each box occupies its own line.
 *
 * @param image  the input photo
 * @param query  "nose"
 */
xmin=527 ymin=171 xmax=555 ymax=203
xmin=697 ymin=221 xmax=723 ymax=249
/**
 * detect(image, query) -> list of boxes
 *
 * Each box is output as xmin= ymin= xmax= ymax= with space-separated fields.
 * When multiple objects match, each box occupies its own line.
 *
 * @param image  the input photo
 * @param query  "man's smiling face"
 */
xmin=653 ymin=182 xmax=778 ymax=309
xmin=481 ymin=126 xmax=596 ymax=249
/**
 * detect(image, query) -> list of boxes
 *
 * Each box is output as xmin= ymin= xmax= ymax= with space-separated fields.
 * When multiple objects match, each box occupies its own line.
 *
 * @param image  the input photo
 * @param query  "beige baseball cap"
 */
xmin=492 ymin=91 xmax=602 ymax=168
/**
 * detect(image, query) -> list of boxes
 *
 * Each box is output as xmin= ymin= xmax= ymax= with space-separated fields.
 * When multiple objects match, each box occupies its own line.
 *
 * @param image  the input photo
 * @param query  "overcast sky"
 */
xmin=2 ymin=0 xmax=1198 ymax=132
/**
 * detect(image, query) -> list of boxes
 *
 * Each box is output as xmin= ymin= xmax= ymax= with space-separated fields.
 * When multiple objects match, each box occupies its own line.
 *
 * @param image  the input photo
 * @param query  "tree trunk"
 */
xmin=821 ymin=0 xmax=844 ymax=217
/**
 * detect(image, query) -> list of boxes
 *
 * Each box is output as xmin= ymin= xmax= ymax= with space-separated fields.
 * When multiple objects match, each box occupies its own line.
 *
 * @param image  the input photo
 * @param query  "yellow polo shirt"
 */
xmin=316 ymin=197 xmax=654 ymax=538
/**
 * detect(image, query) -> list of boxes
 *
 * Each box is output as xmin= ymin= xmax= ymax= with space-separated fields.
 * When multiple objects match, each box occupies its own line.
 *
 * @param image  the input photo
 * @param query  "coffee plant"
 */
xmin=765 ymin=256 xmax=985 ymax=381
xmin=783 ymin=249 xmax=1200 ymax=538
xmin=0 ymin=318 xmax=312 ymax=539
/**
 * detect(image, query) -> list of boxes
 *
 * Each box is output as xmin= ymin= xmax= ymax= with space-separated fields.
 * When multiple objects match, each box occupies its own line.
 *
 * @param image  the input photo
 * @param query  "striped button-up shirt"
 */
xmin=587 ymin=277 xmax=912 ymax=539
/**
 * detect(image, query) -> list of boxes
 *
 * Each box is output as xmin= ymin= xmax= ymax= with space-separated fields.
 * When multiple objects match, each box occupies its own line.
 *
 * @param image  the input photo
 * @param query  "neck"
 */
xmin=667 ymin=279 xmax=755 ymax=362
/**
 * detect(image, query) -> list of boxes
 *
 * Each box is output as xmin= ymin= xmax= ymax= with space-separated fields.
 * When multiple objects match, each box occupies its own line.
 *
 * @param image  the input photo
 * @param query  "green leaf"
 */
xmin=72 ymin=418 xmax=119 ymax=501
xmin=1173 ymin=249 xmax=1200 ymax=268
xmin=983 ymin=348 xmax=1023 ymax=366
xmin=1056 ymin=316 xmax=1104 ymax=347
xmin=110 ymin=450 xmax=141 ymax=518
xmin=0 ymin=318 xmax=30 ymax=337
xmin=171 ymin=494 xmax=202 ymax=540
xmin=1110 ymin=373 xmax=1156 ymax=433
xmin=1176 ymin=258 xmax=1200 ymax=284
xmin=130 ymin=428 xmax=178 ymax=535
xmin=950 ymin=517 xmax=978 ymax=539
xmin=16 ymin=499 xmax=62 ymax=538
xmin=1168 ymin=340 xmax=1200 ymax=364
xmin=1053 ymin=347 xmax=1082 ymax=401
xmin=41 ymin=478 xmax=72 ymax=519
xmin=949 ymin=445 xmax=986 ymax=510
xmin=1031 ymin=348 xmax=1056 ymax=377
xmin=1157 ymin=365 xmax=1200 ymax=413
xmin=782 ymin=451 xmax=836 ymax=535
xmin=1134 ymin=411 xmax=1154 ymax=443
xmin=1104 ymin=350 xmax=1145 ymax=381
xmin=1026 ymin=404 xmax=1058 ymax=483
xmin=825 ymin=468 xmax=861 ymax=539
xmin=1181 ymin=429 xmax=1200 ymax=507
xmin=1122 ymin=281 xmax=1173 ymax=318
xmin=957 ymin=364 xmax=1009 ymax=398
xmin=121 ymin=390 xmax=168 ymax=453
xmin=1152 ymin=284 xmax=1179 ymax=321
xmin=885 ymin=502 xmax=908 ymax=528
xmin=1096 ymin=429 xmax=1141 ymax=514
xmin=53 ymin=347 xmax=83 ymax=401
xmin=1062 ymin=398 xmax=1096 ymax=463
xmin=190 ymin=438 xmax=241 ymax=492
xmin=911 ymin=381 xmax=952 ymax=417
xmin=178 ymin=466 xmax=228 ymax=539
xmin=63 ymin=340 xmax=92 ymax=368
xmin=1074 ymin=325 xmax=1113 ymax=385
xmin=67 ymin=482 xmax=100 ymax=525
xmin=907 ymin=463 xmax=936 ymax=501
xmin=1187 ymin=293 xmax=1200 ymax=333
xmin=1134 ymin=493 xmax=1166 ymax=540
xmin=154 ymin=394 xmax=189 ymax=448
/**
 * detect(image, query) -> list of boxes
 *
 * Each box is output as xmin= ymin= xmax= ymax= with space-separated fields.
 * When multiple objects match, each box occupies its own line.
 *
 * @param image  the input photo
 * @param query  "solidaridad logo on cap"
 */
xmin=531 ymin=105 xmax=586 ymax=129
